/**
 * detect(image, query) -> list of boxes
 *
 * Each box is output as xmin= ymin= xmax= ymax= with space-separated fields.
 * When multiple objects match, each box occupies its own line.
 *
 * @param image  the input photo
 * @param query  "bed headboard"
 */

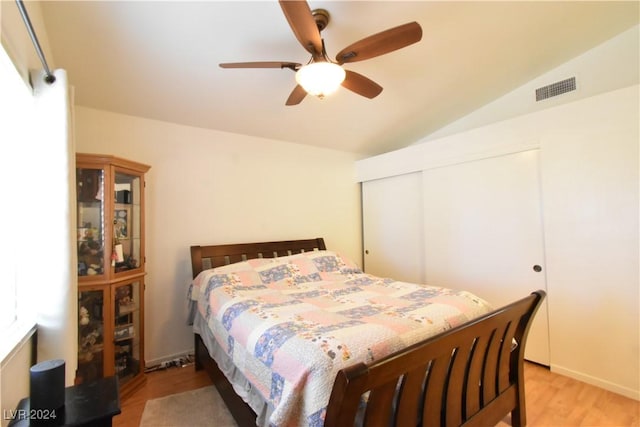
xmin=190 ymin=237 xmax=326 ymax=278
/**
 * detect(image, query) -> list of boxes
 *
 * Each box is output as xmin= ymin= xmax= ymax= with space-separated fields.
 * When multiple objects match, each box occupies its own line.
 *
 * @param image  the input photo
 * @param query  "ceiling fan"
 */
xmin=219 ymin=0 xmax=423 ymax=106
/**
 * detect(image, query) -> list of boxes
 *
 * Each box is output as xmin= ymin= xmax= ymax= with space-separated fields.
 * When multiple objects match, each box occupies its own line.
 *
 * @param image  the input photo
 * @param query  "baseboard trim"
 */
xmin=550 ymin=364 xmax=639 ymax=401
xmin=146 ymin=349 xmax=193 ymax=368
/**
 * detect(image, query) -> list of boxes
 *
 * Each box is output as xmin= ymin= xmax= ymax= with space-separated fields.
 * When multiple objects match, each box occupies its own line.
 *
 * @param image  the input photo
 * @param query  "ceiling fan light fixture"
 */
xmin=295 ymin=61 xmax=345 ymax=99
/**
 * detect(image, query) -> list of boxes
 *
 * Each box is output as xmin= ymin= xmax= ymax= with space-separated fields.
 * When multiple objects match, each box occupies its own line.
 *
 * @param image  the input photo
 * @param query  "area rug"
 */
xmin=139 ymin=386 xmax=238 ymax=426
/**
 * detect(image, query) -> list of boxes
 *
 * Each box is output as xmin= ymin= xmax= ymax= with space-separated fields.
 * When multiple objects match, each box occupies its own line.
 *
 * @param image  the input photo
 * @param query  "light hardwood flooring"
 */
xmin=113 ymin=362 xmax=639 ymax=427
xmin=113 ymin=364 xmax=211 ymax=427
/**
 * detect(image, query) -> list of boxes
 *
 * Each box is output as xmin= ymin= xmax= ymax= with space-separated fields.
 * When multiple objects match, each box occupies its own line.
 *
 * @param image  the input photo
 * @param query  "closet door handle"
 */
xmin=533 ymin=265 xmax=542 ymax=272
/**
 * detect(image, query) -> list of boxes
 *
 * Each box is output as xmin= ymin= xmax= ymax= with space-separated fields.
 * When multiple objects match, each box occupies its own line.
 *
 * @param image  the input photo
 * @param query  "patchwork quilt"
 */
xmin=188 ymin=250 xmax=492 ymax=427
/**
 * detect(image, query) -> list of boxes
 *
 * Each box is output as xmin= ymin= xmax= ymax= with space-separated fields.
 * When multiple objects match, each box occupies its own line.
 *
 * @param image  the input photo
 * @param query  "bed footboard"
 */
xmin=325 ymin=290 xmax=545 ymax=427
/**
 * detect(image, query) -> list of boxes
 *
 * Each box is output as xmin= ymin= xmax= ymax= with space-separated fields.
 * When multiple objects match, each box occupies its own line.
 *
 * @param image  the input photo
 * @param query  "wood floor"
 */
xmin=113 ymin=364 xmax=212 ymax=427
xmin=113 ymin=362 xmax=639 ymax=427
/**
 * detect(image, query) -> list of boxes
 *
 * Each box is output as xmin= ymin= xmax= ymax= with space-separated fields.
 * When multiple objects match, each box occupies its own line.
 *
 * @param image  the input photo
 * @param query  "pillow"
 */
xmin=255 ymin=257 xmax=322 ymax=285
xmin=304 ymin=250 xmax=362 ymax=274
xmin=193 ymin=250 xmax=362 ymax=291
xmin=190 ymin=259 xmax=270 ymax=299
xmin=210 ymin=257 xmax=273 ymax=274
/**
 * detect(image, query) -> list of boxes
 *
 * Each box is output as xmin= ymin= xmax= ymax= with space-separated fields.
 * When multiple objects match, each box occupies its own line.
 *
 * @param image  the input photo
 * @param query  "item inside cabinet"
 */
xmin=115 ymin=190 xmax=131 ymax=204
xmin=115 ymin=285 xmax=135 ymax=314
xmin=114 ymin=324 xmax=135 ymax=340
xmin=77 ymin=169 xmax=102 ymax=202
xmin=77 ymin=291 xmax=105 ymax=384
xmin=78 ymin=238 xmax=104 ymax=276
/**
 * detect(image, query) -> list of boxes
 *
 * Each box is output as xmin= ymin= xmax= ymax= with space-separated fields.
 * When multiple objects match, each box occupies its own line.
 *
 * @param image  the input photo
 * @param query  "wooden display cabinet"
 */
xmin=75 ymin=153 xmax=150 ymax=398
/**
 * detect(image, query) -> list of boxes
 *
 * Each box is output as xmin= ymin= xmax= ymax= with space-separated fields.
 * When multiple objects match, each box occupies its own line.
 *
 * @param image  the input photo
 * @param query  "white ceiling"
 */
xmin=38 ymin=1 xmax=638 ymax=156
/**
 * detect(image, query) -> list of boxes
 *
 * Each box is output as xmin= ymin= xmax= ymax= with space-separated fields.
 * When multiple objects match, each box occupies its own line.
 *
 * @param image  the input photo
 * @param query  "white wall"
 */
xmin=356 ymin=85 xmax=639 ymax=399
xmin=424 ymin=25 xmax=639 ymax=142
xmin=539 ymin=89 xmax=638 ymax=397
xmin=0 ymin=0 xmax=54 ymax=84
xmin=74 ymin=107 xmax=363 ymax=364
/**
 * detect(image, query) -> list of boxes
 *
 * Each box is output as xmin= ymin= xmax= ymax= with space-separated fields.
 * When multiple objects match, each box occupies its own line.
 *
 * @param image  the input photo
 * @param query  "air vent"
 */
xmin=535 ymin=77 xmax=576 ymax=101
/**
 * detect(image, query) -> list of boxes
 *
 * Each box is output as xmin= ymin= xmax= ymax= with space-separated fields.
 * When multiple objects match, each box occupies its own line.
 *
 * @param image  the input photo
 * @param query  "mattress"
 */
xmin=188 ymin=250 xmax=492 ymax=427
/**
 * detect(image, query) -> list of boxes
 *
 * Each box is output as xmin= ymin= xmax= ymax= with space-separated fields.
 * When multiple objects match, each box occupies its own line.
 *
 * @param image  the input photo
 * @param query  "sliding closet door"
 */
xmin=422 ymin=150 xmax=550 ymax=365
xmin=362 ymin=172 xmax=424 ymax=283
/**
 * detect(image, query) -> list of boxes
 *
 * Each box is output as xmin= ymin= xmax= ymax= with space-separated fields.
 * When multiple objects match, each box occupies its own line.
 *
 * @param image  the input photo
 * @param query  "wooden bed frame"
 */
xmin=190 ymin=238 xmax=545 ymax=427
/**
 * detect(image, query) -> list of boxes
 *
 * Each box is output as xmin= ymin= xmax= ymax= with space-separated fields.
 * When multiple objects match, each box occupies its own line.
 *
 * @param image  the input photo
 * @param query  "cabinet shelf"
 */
xmin=76 ymin=153 xmax=150 ymax=399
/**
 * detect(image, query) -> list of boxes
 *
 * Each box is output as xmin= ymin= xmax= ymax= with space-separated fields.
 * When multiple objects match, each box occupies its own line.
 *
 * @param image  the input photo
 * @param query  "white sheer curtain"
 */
xmin=29 ymin=68 xmax=77 ymax=385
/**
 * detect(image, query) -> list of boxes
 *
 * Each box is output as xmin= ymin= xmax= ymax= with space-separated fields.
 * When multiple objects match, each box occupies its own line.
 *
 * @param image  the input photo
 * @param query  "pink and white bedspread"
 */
xmin=188 ymin=250 xmax=492 ymax=427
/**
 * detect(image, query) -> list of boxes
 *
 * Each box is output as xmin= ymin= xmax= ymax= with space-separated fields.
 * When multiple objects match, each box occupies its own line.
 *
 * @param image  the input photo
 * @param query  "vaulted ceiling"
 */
xmin=38 ymin=1 xmax=639 ymax=155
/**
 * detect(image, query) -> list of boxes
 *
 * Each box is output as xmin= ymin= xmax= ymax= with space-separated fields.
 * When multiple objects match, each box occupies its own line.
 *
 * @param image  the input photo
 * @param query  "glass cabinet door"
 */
xmin=113 ymin=170 xmax=143 ymax=274
xmin=113 ymin=281 xmax=142 ymax=385
xmin=77 ymin=288 xmax=106 ymax=383
xmin=77 ymin=168 xmax=105 ymax=277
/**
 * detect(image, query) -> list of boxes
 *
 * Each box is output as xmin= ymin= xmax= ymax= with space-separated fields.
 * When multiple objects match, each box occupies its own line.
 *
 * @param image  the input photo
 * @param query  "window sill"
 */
xmin=0 ymin=321 xmax=37 ymax=368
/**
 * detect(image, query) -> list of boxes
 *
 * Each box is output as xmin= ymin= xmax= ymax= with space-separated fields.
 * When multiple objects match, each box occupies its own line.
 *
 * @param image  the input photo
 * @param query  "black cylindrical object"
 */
xmin=29 ymin=359 xmax=65 ymax=410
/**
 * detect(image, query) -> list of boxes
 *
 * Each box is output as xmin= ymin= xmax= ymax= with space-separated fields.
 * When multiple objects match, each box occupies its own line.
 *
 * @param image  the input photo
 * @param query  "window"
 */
xmin=0 ymin=44 xmax=37 ymax=361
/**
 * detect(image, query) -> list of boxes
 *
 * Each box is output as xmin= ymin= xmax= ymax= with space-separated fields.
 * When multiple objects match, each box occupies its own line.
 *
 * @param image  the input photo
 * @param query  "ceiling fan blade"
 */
xmin=336 ymin=22 xmax=423 ymax=64
xmin=342 ymin=70 xmax=383 ymax=99
xmin=286 ymin=85 xmax=307 ymax=106
xmin=279 ymin=0 xmax=323 ymax=56
xmin=219 ymin=62 xmax=300 ymax=70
